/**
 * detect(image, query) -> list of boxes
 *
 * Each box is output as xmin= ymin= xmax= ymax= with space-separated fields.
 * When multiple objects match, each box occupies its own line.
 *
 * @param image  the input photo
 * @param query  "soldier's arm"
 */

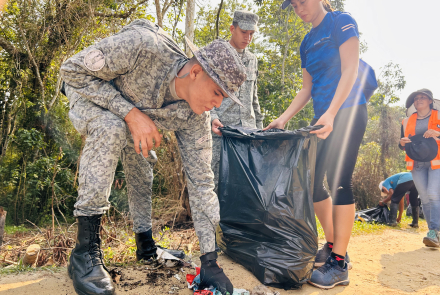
xmin=252 ymin=67 xmax=264 ymax=129
xmin=60 ymin=29 xmax=144 ymax=120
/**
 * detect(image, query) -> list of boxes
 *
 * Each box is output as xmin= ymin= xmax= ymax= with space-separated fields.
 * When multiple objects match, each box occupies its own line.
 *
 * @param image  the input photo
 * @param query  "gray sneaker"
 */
xmin=314 ymin=243 xmax=352 ymax=270
xmin=308 ymin=256 xmax=350 ymax=289
xmin=423 ymin=230 xmax=440 ymax=248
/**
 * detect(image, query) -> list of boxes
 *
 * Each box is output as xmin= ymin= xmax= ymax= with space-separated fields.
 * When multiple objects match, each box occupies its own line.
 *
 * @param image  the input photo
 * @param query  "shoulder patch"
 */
xmin=84 ymin=49 xmax=106 ymax=72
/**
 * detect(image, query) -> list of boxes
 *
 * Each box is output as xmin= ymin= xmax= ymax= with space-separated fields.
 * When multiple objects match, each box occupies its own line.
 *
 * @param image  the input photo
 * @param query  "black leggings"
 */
xmin=391 ymin=181 xmax=418 ymax=207
xmin=311 ymin=104 xmax=368 ymax=205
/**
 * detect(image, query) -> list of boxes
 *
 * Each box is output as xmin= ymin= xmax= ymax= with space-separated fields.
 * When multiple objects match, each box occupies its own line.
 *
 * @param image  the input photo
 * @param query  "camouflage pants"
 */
xmin=211 ymin=135 xmax=222 ymax=196
xmin=69 ymin=98 xmax=219 ymax=253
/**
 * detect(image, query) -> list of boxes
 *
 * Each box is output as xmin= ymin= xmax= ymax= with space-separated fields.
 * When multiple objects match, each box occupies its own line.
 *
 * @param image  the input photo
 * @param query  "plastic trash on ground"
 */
xmin=186 ymin=267 xmax=249 ymax=295
xmin=216 ymin=126 xmax=320 ymax=290
xmin=355 ymin=205 xmax=390 ymax=223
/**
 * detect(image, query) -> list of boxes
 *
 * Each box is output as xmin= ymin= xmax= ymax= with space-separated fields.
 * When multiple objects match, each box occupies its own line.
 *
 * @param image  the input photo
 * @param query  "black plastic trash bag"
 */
xmin=216 ymin=126 xmax=320 ymax=290
xmin=355 ymin=205 xmax=390 ymax=224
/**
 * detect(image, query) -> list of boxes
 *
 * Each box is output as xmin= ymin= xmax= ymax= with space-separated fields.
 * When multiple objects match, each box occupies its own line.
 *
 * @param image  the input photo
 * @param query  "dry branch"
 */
xmin=0 ymin=35 xmax=19 ymax=56
xmin=18 ymin=26 xmax=46 ymax=107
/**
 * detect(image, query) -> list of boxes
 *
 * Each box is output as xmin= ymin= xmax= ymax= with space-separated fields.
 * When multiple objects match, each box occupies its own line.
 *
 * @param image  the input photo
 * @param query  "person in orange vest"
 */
xmin=400 ymin=88 xmax=440 ymax=248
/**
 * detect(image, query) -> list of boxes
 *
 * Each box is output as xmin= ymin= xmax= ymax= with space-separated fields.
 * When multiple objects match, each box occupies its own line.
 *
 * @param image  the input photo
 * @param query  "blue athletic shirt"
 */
xmin=382 ymin=172 xmax=413 ymax=191
xmin=300 ymin=11 xmax=366 ymax=119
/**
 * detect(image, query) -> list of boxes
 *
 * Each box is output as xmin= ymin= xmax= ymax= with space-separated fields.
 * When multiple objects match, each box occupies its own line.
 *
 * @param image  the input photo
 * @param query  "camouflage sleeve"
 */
xmin=210 ymin=108 xmax=220 ymax=123
xmin=253 ymin=69 xmax=264 ymax=129
xmin=60 ymin=29 xmax=144 ymax=119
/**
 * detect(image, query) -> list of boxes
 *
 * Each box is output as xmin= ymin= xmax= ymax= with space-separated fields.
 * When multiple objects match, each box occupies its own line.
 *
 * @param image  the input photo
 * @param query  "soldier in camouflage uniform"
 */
xmin=211 ymin=10 xmax=264 ymax=194
xmin=60 ymin=19 xmax=246 ymax=295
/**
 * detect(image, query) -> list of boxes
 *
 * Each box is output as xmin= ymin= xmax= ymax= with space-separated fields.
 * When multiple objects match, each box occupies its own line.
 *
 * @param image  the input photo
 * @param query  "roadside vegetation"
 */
xmin=0 ymin=0 xmax=412 ymax=276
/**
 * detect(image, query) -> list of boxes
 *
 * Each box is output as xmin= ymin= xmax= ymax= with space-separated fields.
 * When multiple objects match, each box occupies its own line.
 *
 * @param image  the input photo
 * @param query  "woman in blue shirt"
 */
xmin=265 ymin=0 xmax=368 ymax=289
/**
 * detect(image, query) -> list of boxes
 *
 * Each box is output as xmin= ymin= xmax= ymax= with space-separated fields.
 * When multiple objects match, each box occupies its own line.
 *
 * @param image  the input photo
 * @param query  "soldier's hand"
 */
xmin=125 ymin=108 xmax=162 ymax=157
xmin=212 ymin=119 xmax=224 ymax=136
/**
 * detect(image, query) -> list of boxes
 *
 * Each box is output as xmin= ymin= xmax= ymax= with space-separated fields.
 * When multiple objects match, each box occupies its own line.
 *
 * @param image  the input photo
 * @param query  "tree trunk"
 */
xmin=154 ymin=0 xmax=163 ymax=28
xmin=185 ymin=0 xmax=196 ymax=57
xmin=0 ymin=207 xmax=6 ymax=246
xmin=22 ymin=244 xmax=41 ymax=266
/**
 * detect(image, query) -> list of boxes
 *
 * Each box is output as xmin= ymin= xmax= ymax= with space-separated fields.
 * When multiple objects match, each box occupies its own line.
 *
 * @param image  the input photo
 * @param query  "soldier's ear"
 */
xmin=230 ymin=25 xmax=235 ymax=34
xmin=190 ymin=63 xmax=204 ymax=81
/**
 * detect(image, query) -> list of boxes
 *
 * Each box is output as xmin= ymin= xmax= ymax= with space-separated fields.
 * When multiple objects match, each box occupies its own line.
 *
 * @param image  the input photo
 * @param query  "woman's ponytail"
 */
xmin=322 ymin=0 xmax=334 ymax=12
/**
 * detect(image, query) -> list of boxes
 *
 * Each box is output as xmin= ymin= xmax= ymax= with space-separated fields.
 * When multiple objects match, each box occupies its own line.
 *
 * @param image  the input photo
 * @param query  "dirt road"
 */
xmin=1 ymin=228 xmax=440 ymax=295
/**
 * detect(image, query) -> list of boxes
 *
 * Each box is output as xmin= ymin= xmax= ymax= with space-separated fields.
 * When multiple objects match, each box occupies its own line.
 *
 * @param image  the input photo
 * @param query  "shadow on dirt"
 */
xmin=378 ymin=247 xmax=440 ymax=292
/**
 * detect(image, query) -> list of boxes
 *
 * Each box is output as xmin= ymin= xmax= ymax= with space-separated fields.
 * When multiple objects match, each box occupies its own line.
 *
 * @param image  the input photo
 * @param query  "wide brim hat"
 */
xmin=405 ymin=88 xmax=439 ymax=116
xmin=405 ymin=134 xmax=438 ymax=162
xmin=185 ymin=37 xmax=245 ymax=107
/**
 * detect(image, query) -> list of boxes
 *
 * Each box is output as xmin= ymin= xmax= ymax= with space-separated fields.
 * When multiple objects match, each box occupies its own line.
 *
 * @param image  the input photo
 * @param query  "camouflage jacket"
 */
xmin=60 ymin=19 xmax=190 ymax=120
xmin=210 ymin=49 xmax=264 ymax=129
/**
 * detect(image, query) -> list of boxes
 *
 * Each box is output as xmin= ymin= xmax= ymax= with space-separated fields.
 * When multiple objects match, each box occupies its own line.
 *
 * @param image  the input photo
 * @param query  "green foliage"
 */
xmin=369 ymin=62 xmax=406 ymax=106
xmin=4 ymin=224 xmax=31 ymax=235
xmin=256 ymin=0 xmax=314 ymax=129
xmin=0 ymin=0 xmax=410 ymax=226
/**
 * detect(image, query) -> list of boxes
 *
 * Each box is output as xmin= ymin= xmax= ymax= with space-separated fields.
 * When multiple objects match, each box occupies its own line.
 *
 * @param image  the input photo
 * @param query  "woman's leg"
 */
xmin=314 ymin=198 xmax=334 ymax=242
xmin=311 ymin=115 xmax=335 ymax=243
xmin=412 ymin=163 xmax=431 ymax=228
xmin=427 ymin=167 xmax=440 ymax=231
xmin=313 ymin=135 xmax=334 ymax=243
xmin=326 ymin=104 xmax=368 ymax=256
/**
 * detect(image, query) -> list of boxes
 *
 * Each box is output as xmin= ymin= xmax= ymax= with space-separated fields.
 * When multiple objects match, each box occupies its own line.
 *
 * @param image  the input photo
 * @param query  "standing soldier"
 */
xmin=211 ymin=10 xmax=264 ymax=194
xmin=60 ymin=19 xmax=246 ymax=295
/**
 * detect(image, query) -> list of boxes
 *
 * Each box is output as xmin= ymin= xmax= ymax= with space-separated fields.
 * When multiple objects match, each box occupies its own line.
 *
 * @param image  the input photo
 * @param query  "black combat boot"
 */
xmin=135 ymin=229 xmax=185 ymax=261
xmin=409 ymin=206 xmax=419 ymax=228
xmin=388 ymin=202 xmax=399 ymax=227
xmin=199 ymin=252 xmax=233 ymax=295
xmin=68 ymin=215 xmax=115 ymax=295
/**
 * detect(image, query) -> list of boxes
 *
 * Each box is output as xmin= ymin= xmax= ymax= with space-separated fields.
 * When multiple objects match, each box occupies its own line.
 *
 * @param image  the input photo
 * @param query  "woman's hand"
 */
xmin=310 ymin=111 xmax=335 ymax=139
xmin=399 ymin=137 xmax=412 ymax=146
xmin=263 ymin=117 xmax=286 ymax=131
xmin=424 ymin=129 xmax=440 ymax=139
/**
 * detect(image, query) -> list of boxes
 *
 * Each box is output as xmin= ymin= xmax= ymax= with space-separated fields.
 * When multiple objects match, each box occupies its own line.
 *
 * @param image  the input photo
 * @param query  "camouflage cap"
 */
xmin=233 ymin=10 xmax=259 ymax=32
xmin=185 ymin=37 xmax=246 ymax=107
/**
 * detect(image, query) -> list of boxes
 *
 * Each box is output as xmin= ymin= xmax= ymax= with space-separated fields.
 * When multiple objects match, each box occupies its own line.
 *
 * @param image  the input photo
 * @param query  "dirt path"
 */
xmin=1 ymin=228 xmax=440 ymax=295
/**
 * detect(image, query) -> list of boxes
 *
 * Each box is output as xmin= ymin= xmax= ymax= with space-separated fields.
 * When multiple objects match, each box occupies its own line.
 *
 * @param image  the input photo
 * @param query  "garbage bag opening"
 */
xmin=216 ymin=126 xmax=319 ymax=290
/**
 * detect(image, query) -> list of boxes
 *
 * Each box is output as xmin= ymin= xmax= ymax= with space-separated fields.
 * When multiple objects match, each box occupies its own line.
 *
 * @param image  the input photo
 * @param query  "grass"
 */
xmin=4 ymin=224 xmax=32 ymax=235
xmin=316 ymin=211 xmax=428 ymax=240
xmin=1 ymin=211 xmax=429 ymax=276
xmin=0 ymin=259 xmax=62 ymax=276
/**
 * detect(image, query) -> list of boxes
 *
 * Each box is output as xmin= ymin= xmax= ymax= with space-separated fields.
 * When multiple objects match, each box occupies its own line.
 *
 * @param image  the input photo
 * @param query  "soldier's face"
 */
xmin=187 ymin=65 xmax=226 ymax=115
xmin=229 ymin=25 xmax=255 ymax=50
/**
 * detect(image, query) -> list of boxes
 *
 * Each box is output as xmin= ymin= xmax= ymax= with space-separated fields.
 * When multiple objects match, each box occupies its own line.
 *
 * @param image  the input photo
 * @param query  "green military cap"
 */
xmin=232 ymin=10 xmax=259 ymax=32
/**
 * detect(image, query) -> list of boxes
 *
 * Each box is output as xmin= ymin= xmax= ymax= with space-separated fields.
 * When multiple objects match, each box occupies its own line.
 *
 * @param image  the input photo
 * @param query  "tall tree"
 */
xmin=185 ymin=0 xmax=195 ymax=56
